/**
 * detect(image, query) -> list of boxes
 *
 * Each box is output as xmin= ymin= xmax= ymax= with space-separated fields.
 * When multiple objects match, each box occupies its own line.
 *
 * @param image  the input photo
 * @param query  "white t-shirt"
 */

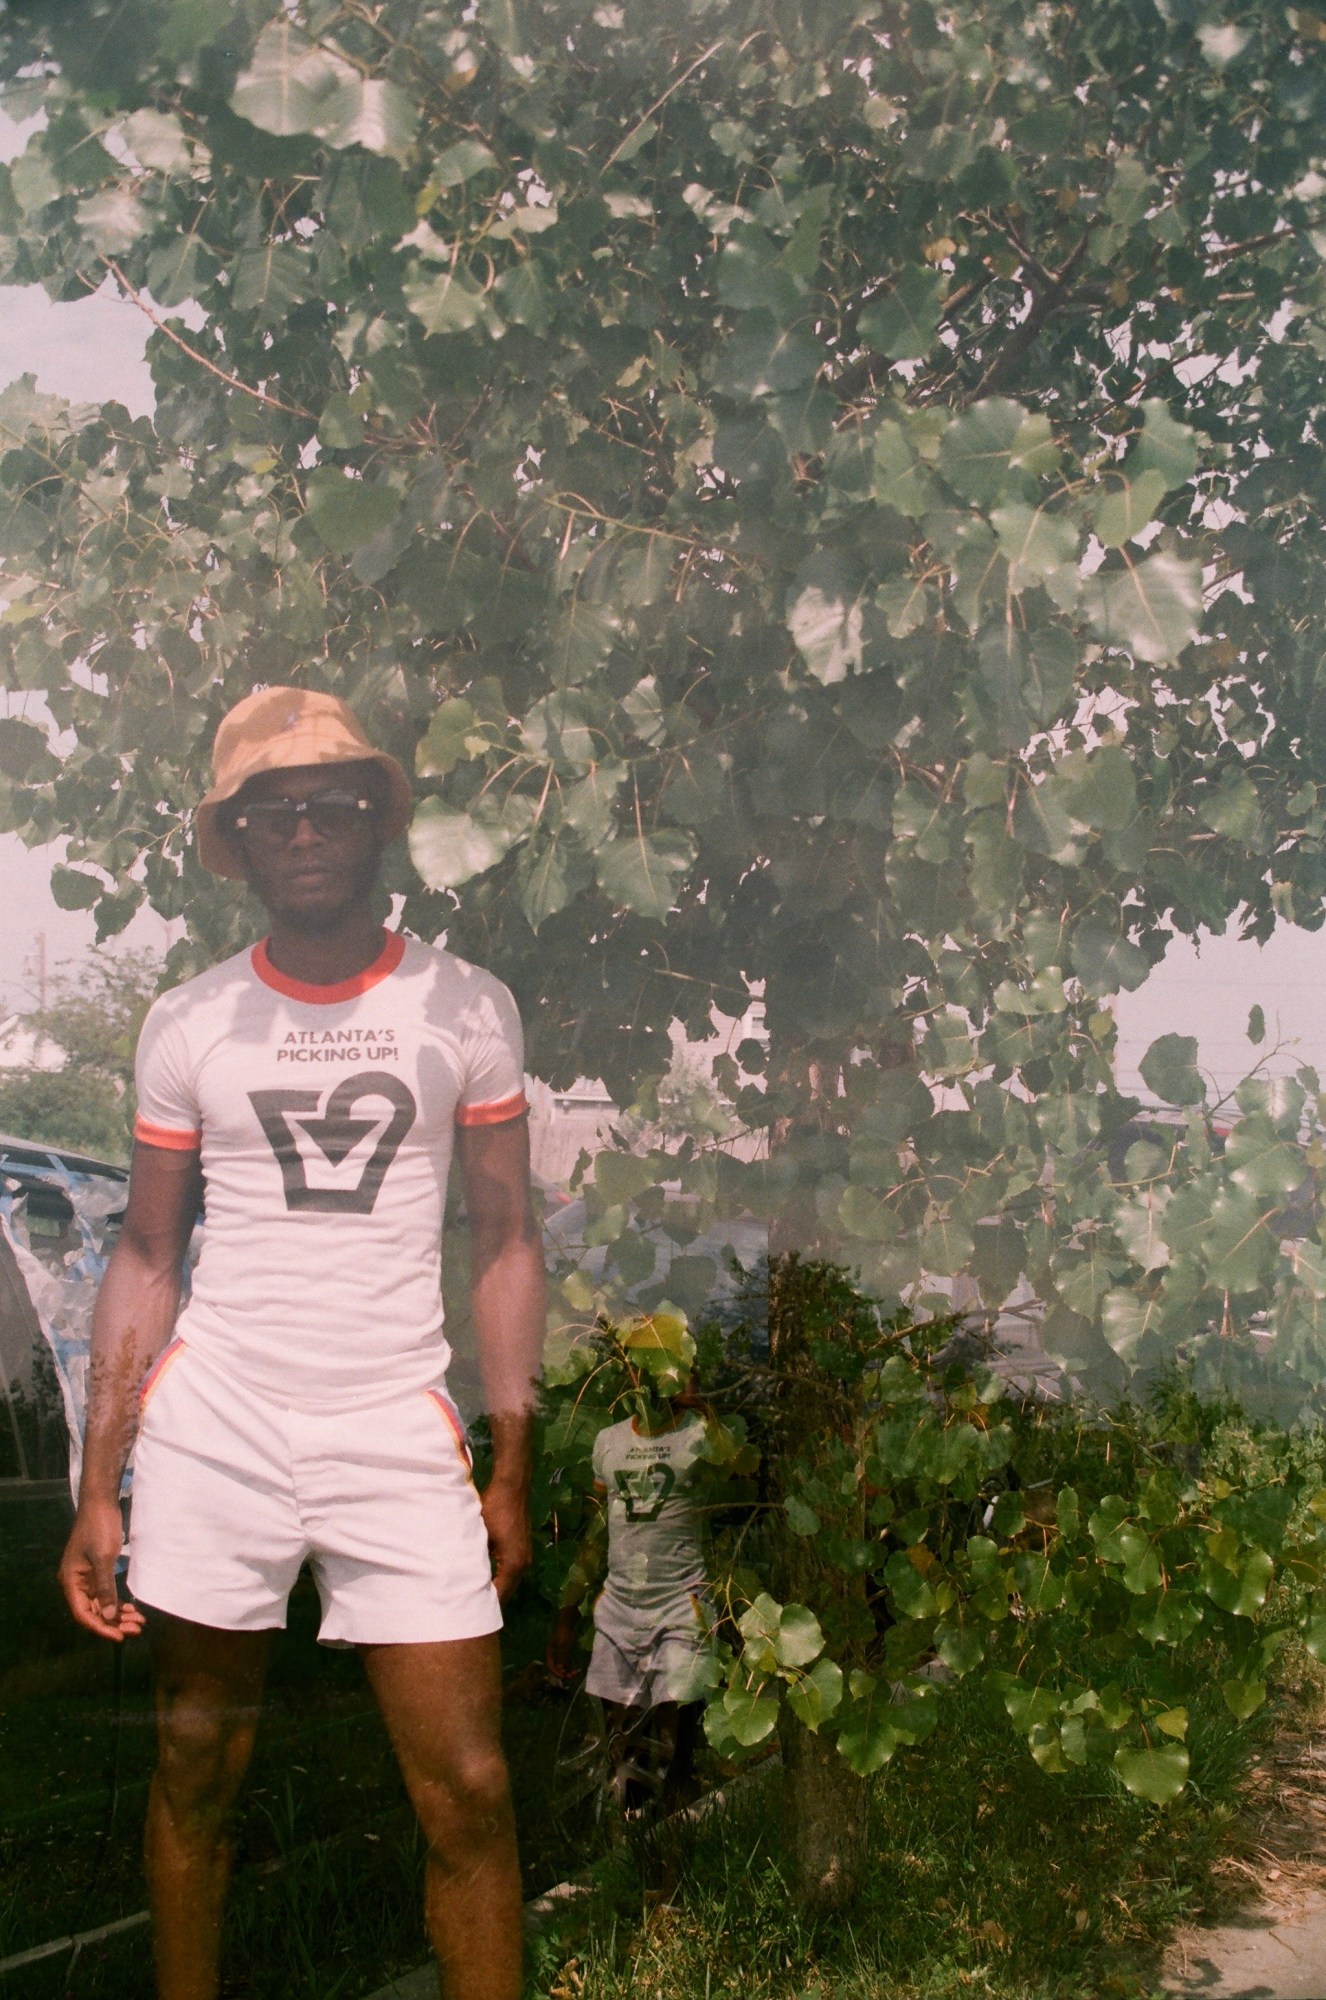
xmin=133 ymin=930 xmax=526 ymax=1409
xmin=592 ymin=1413 xmax=709 ymax=1615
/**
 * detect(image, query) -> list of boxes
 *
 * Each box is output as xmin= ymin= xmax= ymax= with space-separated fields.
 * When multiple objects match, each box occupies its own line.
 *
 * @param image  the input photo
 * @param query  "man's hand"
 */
xmin=59 ymin=1497 xmax=145 ymax=1641
xmin=480 ymin=1477 xmax=532 ymax=1605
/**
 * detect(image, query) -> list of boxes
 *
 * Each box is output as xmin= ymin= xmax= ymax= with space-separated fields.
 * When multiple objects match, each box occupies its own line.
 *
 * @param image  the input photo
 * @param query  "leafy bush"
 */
xmin=538 ymin=1259 xmax=1326 ymax=1813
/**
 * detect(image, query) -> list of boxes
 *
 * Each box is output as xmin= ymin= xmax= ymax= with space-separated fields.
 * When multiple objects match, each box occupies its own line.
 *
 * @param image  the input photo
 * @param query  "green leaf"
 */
xmin=1198 ymin=770 xmax=1264 ymax=848
xmin=785 ymin=1496 xmax=821 ymax=1536
xmin=871 ymin=422 xmax=934 ymax=517
xmin=231 ymin=19 xmax=416 ymax=159
xmin=317 ymin=390 xmax=367 ymax=450
xmin=836 ymin=1673 xmax=936 ymax=1775
xmin=1084 ymin=552 xmax=1202 ymax=664
xmin=594 ymin=830 xmax=696 ymax=919
xmin=77 ymin=190 xmax=147 ymax=255
xmin=717 ymin=229 xmax=804 ymax=317
xmin=858 ymin=266 xmax=945 ymax=361
xmin=404 ymin=268 xmax=501 ymax=338
xmin=548 ymin=599 xmax=621 ymax=687
xmin=1003 ymin=1681 xmax=1060 ymax=1733
xmin=231 ymin=20 xmax=358 ymax=138
xmin=561 ymin=761 xmax=627 ymax=847
xmin=426 ymin=140 xmax=498 ymax=187
xmin=160 ymin=0 xmax=234 ymax=61
xmin=786 ymin=554 xmax=865 ymax=684
xmin=50 ymin=866 xmax=102 ymax=911
xmin=990 ymin=503 xmax=1081 ymax=592
xmin=1114 ymin=1742 xmax=1189 ymax=1805
xmin=1070 ymin=919 xmax=1151 ymax=997
xmin=1094 ymin=469 xmax=1168 ymax=548
xmin=722 ymin=1685 xmax=781 ymax=1747
xmin=0 ymin=717 xmax=57 ymax=782
xmin=515 ymin=832 xmax=589 ymax=931
xmin=1132 ymin=400 xmax=1200 ymax=491
xmin=1203 ymin=1548 xmax=1274 ymax=1618
xmin=520 ymin=692 xmax=598 ymax=775
xmin=1139 ymin=1034 xmax=1206 ymax=1107
xmin=1247 ymin=1005 xmax=1266 ymax=1046
xmin=232 ymin=244 xmax=311 ymax=319
xmin=838 ymin=1182 xmax=902 ymax=1243
xmin=919 ymin=1215 xmax=974 ymax=1277
xmin=935 ymin=1619 xmax=985 ymax=1676
xmin=1224 ymin=1114 xmax=1307 ymax=1198
xmin=1201 ymin=1187 xmax=1274 ymax=1293
xmin=1220 ymin=1677 xmax=1266 ymax=1721
xmin=416 ymin=699 xmax=482 ymax=779
xmin=304 ymin=469 xmax=401 ymax=553
xmin=885 ymin=1548 xmax=938 ymax=1619
xmin=786 ymin=1656 xmax=844 ymax=1731
xmin=939 ymin=398 xmax=1031 ymax=505
xmin=1055 ymin=744 xmax=1137 ymax=832
xmin=774 ymin=1604 xmax=826 ymax=1670
xmin=1133 ymin=1593 xmax=1202 ymax=1645
xmin=493 ymin=260 xmax=551 ymax=333
xmin=712 ymin=317 xmax=824 ymax=398
xmin=118 ymin=108 xmax=193 ymax=175
xmin=990 ymin=1491 xmax=1025 ymax=1538
xmin=409 ymin=793 xmax=535 ymax=890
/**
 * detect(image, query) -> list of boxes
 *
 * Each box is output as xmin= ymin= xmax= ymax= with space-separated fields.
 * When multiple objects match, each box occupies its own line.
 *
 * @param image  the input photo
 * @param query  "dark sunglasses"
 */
xmin=231 ymin=790 xmax=376 ymax=844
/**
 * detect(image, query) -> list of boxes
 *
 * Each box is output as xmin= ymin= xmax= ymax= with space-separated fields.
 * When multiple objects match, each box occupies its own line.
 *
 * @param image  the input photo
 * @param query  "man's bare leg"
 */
xmin=146 ymin=1614 xmax=271 ymax=2000
xmin=362 ymin=1635 xmax=521 ymax=2000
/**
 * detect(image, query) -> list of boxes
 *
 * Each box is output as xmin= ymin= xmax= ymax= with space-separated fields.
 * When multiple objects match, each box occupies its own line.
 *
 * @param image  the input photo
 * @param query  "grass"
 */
xmin=0 ymin=1495 xmax=618 ymax=1998
xmin=0 ymin=1488 xmax=1310 ymax=1999
xmin=524 ymin=1668 xmax=1286 ymax=2000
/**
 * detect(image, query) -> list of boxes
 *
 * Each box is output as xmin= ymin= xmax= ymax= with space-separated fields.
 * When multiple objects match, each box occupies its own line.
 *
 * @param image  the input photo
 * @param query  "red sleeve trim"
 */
xmin=133 ymin=1116 xmax=202 ymax=1153
xmin=454 ymin=1090 xmax=529 ymax=1129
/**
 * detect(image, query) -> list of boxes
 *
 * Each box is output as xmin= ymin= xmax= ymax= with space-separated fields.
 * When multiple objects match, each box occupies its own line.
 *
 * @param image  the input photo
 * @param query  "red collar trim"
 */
xmin=251 ymin=929 xmax=405 ymax=1004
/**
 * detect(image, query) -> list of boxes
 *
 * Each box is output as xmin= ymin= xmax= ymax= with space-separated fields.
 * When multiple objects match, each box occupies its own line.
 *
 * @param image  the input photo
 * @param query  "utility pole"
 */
xmin=22 ymin=930 xmax=47 ymax=1013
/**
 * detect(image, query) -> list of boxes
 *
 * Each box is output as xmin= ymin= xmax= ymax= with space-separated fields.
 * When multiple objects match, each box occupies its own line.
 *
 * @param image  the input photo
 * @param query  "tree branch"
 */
xmin=101 ymin=260 xmax=311 ymax=419
xmin=961 ymin=231 xmax=1092 ymax=406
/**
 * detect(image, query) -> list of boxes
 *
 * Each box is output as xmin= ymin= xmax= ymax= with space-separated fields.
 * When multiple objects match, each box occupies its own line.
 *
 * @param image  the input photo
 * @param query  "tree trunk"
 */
xmin=764 ymin=1249 xmax=875 ymax=1906
xmin=778 ymin=1707 xmax=871 ymax=1911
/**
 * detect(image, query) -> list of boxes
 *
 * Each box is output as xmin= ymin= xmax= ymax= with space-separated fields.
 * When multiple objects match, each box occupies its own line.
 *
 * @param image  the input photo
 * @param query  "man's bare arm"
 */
xmin=456 ymin=1116 xmax=545 ymax=1604
xmin=58 ymin=1142 xmax=202 ymax=1640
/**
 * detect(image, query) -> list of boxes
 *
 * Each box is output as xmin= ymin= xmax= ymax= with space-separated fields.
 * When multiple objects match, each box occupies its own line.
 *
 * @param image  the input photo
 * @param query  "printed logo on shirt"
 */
xmin=614 ymin=1463 xmax=677 ymax=1523
xmin=249 ymin=1070 xmax=418 ymax=1213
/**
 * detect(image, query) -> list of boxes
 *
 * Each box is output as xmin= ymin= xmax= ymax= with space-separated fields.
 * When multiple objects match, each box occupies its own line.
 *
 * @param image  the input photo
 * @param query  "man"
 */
xmin=58 ymin=685 xmax=545 ymax=2000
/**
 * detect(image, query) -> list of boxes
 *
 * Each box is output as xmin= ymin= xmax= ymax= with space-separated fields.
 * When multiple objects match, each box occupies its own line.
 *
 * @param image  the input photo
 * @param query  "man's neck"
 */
xmin=264 ymin=910 xmax=386 ymax=988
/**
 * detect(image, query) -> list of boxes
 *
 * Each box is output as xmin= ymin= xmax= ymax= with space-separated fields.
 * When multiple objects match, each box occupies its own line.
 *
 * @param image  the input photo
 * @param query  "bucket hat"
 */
xmin=195 ymin=685 xmax=413 ymax=878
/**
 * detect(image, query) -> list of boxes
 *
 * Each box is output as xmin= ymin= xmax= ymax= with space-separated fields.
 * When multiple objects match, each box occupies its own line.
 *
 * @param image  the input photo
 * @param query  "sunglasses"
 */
xmin=231 ymin=790 xmax=377 ymax=844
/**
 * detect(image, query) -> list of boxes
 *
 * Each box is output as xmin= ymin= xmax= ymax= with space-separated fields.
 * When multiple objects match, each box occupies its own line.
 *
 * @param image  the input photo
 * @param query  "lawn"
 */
xmin=0 ymin=1487 xmax=1308 ymax=1999
xmin=0 ymin=1492 xmax=600 ymax=1998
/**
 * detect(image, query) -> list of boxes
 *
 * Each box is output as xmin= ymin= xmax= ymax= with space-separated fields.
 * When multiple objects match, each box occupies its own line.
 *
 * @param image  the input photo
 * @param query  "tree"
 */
xmin=0 ymin=950 xmax=158 ymax=1159
xmin=4 ymin=0 xmax=1326 ymax=1886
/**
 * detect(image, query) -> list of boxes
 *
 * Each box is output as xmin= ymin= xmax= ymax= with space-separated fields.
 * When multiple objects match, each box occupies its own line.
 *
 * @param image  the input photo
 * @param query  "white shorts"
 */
xmin=586 ymin=1590 xmax=714 ymax=1706
xmin=127 ymin=1338 xmax=502 ymax=1646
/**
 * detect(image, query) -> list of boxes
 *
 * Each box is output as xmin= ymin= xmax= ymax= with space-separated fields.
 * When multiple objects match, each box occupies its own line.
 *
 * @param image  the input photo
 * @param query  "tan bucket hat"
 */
xmin=195 ymin=685 xmax=413 ymax=878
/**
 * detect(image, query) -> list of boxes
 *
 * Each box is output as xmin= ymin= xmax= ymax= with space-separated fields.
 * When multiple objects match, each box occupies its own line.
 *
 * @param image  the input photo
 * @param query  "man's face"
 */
xmin=230 ymin=761 xmax=385 ymax=932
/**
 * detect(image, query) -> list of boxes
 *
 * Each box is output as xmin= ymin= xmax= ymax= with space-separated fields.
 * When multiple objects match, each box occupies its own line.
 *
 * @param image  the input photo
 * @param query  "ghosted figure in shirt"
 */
xmin=549 ymin=1322 xmax=716 ymax=1820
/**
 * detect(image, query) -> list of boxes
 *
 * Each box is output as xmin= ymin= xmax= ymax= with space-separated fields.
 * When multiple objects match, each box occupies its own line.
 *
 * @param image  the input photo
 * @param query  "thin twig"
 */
xmin=101 ymin=259 xmax=310 ymax=418
xmin=604 ymin=40 xmax=725 ymax=168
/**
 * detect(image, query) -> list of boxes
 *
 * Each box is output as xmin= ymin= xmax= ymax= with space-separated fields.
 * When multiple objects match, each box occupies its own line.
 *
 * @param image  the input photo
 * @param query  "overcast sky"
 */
xmin=0 ymin=120 xmax=1323 ymax=1093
